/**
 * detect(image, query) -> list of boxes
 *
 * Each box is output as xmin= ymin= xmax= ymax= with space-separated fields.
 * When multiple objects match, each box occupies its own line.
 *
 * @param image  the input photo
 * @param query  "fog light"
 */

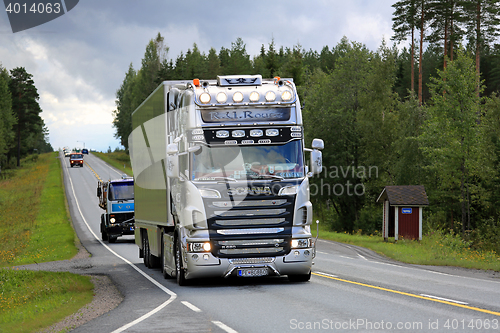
xmin=250 ymin=129 xmax=263 ymax=137
xmin=192 ymin=254 xmax=199 ymax=261
xmin=294 ymin=250 xmax=300 ymax=257
xmin=203 ymin=254 xmax=210 ymax=260
xmin=216 ymin=130 xmax=229 ymax=138
xmin=110 ymin=218 xmax=116 ymax=223
xmin=304 ymin=250 xmax=310 ymax=257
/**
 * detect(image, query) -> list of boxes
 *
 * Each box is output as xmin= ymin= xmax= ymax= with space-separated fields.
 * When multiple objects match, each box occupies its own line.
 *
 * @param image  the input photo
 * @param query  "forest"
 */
xmin=111 ymin=0 xmax=500 ymax=253
xmin=0 ymin=66 xmax=53 ymax=172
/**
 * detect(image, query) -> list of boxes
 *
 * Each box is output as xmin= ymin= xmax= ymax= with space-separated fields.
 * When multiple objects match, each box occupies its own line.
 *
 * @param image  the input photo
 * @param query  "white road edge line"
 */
xmin=419 ymin=294 xmax=469 ymax=305
xmin=64 ymin=160 xmax=177 ymax=333
xmin=181 ymin=301 xmax=202 ymax=312
xmin=212 ymin=320 xmax=239 ymax=333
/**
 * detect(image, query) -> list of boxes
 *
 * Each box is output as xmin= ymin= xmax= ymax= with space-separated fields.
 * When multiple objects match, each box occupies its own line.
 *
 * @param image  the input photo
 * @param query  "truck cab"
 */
xmin=97 ymin=176 xmax=135 ymax=243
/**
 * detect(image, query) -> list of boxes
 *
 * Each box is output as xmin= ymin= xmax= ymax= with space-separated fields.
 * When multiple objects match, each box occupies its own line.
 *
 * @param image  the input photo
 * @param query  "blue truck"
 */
xmin=97 ymin=175 xmax=135 ymax=243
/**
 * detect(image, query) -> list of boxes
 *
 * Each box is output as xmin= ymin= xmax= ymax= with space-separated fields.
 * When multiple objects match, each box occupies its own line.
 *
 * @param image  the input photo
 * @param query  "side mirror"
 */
xmin=310 ymin=149 xmax=323 ymax=175
xmin=167 ymin=144 xmax=179 ymax=178
xmin=312 ymin=138 xmax=324 ymax=150
xmin=97 ymin=187 xmax=101 ymax=197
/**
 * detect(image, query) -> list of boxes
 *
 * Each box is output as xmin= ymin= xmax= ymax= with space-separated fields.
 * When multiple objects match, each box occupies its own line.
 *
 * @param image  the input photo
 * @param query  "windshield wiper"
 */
xmin=194 ymin=176 xmax=237 ymax=182
xmin=249 ymin=174 xmax=285 ymax=181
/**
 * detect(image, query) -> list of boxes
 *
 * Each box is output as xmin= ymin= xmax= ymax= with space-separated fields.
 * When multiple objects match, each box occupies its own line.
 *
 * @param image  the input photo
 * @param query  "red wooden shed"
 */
xmin=376 ymin=185 xmax=429 ymax=241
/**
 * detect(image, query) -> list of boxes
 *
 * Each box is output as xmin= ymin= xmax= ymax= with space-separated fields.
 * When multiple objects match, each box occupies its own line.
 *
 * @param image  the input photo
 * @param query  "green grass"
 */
xmin=0 ymin=269 xmax=93 ymax=333
xmin=0 ymin=152 xmax=93 ymax=332
xmin=93 ymin=151 xmax=133 ymax=176
xmin=313 ymin=223 xmax=500 ymax=271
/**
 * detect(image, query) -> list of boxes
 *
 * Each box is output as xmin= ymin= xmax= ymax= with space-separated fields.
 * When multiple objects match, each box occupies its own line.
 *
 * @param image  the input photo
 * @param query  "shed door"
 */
xmin=398 ymin=207 xmax=419 ymax=240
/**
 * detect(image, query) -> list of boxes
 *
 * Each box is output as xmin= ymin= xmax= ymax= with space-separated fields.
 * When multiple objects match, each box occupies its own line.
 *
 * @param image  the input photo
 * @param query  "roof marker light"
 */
xmin=281 ymin=90 xmax=293 ymax=102
xmin=233 ymin=91 xmax=244 ymax=103
xmin=265 ymin=91 xmax=276 ymax=102
xmin=249 ymin=91 xmax=260 ymax=102
xmin=200 ymin=92 xmax=211 ymax=104
xmin=216 ymin=92 xmax=227 ymax=103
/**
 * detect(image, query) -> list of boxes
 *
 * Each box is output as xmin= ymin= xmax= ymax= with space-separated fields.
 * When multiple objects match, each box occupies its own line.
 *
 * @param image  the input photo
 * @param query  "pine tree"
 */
xmin=8 ymin=67 xmax=43 ymax=166
xmin=461 ymin=0 xmax=500 ymax=93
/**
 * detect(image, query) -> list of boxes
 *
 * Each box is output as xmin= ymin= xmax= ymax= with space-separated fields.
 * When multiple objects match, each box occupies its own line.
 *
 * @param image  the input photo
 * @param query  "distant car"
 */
xmin=82 ymin=148 xmax=89 ymax=154
xmin=70 ymin=153 xmax=84 ymax=167
xmin=64 ymin=150 xmax=71 ymax=157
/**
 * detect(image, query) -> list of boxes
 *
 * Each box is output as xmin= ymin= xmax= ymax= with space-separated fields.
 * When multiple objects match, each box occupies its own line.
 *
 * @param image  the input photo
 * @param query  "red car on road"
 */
xmin=70 ymin=153 xmax=84 ymax=167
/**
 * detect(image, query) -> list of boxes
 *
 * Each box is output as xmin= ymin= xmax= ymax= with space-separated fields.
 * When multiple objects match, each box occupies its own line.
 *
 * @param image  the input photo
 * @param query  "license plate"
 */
xmin=237 ymin=268 xmax=268 ymax=277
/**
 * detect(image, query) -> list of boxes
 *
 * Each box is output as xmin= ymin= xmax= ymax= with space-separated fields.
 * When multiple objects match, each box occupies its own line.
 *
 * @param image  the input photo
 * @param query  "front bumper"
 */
xmin=106 ymin=223 xmax=135 ymax=236
xmin=183 ymin=248 xmax=313 ymax=280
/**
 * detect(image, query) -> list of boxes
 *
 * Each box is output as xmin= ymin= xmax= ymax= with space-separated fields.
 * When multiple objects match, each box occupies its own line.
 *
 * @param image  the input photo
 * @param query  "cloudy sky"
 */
xmin=0 ymin=0 xmax=396 ymax=152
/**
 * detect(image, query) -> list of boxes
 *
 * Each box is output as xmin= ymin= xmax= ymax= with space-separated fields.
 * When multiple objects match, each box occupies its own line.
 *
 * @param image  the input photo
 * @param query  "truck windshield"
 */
xmin=109 ymin=182 xmax=134 ymax=200
xmin=192 ymin=140 xmax=304 ymax=181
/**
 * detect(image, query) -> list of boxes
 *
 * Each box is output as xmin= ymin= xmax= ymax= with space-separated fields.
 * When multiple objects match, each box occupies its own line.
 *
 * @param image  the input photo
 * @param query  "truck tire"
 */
xmin=288 ymin=271 xmax=311 ymax=282
xmin=108 ymin=236 xmax=117 ymax=243
xmin=175 ymin=237 xmax=187 ymax=286
xmin=100 ymin=214 xmax=108 ymax=241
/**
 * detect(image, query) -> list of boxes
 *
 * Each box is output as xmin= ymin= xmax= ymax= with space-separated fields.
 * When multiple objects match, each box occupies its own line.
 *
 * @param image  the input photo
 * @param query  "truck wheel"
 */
xmin=100 ymin=215 xmax=108 ymax=241
xmin=175 ymin=237 xmax=187 ymax=286
xmin=288 ymin=271 xmax=311 ymax=282
xmin=109 ymin=236 xmax=117 ymax=243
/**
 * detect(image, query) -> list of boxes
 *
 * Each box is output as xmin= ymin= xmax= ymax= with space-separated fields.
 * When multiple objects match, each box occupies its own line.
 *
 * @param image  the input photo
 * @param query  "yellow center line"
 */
xmin=84 ymin=160 xmax=102 ymax=182
xmin=312 ymin=272 xmax=500 ymax=317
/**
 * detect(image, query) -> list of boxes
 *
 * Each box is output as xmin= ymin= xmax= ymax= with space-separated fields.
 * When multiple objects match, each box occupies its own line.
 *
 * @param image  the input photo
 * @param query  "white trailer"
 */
xmin=129 ymin=75 xmax=323 ymax=285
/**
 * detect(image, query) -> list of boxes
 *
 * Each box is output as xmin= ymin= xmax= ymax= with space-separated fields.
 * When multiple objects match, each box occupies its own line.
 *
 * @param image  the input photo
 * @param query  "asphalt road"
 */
xmin=62 ymin=152 xmax=500 ymax=333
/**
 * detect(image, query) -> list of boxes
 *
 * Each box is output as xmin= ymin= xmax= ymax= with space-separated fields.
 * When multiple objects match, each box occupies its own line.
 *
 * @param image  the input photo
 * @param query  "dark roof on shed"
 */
xmin=376 ymin=185 xmax=429 ymax=206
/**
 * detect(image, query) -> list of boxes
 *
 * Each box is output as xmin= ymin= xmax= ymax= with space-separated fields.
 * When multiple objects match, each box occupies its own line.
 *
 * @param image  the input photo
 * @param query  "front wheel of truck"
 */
xmin=288 ymin=271 xmax=311 ymax=282
xmin=100 ymin=214 xmax=108 ymax=241
xmin=175 ymin=237 xmax=187 ymax=286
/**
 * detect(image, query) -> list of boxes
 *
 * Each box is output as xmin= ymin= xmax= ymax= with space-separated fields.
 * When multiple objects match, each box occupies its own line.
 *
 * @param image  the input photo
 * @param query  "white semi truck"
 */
xmin=129 ymin=75 xmax=323 ymax=285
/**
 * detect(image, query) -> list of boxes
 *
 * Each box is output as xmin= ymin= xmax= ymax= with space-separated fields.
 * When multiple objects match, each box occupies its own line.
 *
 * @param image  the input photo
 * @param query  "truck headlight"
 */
xmin=188 ymin=242 xmax=211 ymax=252
xmin=291 ymin=238 xmax=310 ymax=249
xmin=199 ymin=188 xmax=221 ymax=198
xmin=110 ymin=218 xmax=116 ymax=223
xmin=278 ymin=185 xmax=299 ymax=196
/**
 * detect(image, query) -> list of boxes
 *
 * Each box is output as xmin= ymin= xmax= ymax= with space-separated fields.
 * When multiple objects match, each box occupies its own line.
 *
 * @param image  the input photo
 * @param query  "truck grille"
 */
xmin=204 ymin=192 xmax=295 ymax=258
